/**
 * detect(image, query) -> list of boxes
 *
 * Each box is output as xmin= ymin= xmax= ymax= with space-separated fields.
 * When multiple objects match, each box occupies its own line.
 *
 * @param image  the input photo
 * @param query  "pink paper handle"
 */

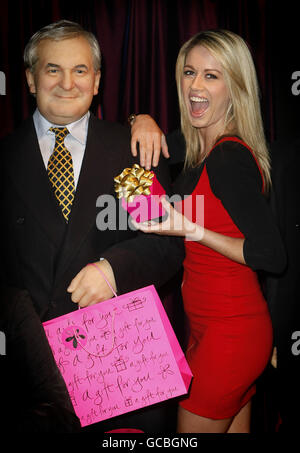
xmin=72 ymin=261 xmax=118 ymax=356
xmin=88 ymin=262 xmax=118 ymax=298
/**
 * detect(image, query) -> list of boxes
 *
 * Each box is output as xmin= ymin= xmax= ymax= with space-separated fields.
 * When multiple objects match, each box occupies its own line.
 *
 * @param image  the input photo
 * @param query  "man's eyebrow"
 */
xmin=46 ymin=63 xmax=60 ymax=68
xmin=45 ymin=63 xmax=89 ymax=69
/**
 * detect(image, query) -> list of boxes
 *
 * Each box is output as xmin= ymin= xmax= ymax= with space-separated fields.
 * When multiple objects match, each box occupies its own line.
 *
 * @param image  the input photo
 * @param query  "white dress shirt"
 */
xmin=33 ymin=109 xmax=90 ymax=189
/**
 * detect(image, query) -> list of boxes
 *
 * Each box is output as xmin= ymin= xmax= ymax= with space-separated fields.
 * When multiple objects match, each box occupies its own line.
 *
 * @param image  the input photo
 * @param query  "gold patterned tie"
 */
xmin=47 ymin=127 xmax=75 ymax=222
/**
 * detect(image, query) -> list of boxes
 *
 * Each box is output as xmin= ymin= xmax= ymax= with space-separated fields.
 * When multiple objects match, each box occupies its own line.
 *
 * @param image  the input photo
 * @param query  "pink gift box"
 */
xmin=121 ymin=173 xmax=166 ymax=223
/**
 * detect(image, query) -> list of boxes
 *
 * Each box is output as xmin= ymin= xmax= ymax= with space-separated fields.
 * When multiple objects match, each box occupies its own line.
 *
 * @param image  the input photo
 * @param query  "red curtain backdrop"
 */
xmin=0 ymin=0 xmax=298 ymax=140
xmin=0 ymin=0 xmax=299 ymax=434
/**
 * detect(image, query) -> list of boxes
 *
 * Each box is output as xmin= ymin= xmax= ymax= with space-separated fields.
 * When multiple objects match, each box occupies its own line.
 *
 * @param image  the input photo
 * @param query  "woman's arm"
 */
xmin=130 ymin=114 xmax=169 ymax=169
xmin=134 ymin=140 xmax=286 ymax=273
xmin=198 ymin=229 xmax=246 ymax=264
xmin=134 ymin=196 xmax=246 ymax=264
xmin=206 ymin=141 xmax=286 ymax=273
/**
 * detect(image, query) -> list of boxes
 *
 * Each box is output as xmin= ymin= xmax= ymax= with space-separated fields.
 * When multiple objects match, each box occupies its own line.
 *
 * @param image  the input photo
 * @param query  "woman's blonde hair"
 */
xmin=175 ymin=29 xmax=271 ymax=192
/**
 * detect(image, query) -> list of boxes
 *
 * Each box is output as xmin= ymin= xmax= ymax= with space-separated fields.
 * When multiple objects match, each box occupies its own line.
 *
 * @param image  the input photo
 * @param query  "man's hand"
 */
xmin=130 ymin=114 xmax=169 ymax=170
xmin=67 ymin=259 xmax=117 ymax=308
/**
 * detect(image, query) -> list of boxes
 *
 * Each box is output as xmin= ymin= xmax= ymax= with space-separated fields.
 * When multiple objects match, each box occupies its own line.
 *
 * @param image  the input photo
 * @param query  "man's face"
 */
xmin=26 ymin=36 xmax=100 ymax=125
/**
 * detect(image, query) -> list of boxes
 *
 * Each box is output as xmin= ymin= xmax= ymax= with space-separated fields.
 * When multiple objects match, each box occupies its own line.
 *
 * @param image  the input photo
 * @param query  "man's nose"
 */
xmin=59 ymin=71 xmax=75 ymax=90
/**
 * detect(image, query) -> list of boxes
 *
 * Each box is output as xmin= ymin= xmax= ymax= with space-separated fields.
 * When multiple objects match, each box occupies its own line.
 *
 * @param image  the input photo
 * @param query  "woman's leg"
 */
xmin=226 ymin=400 xmax=251 ymax=433
xmin=177 ymin=405 xmax=233 ymax=433
xmin=177 ymin=400 xmax=252 ymax=433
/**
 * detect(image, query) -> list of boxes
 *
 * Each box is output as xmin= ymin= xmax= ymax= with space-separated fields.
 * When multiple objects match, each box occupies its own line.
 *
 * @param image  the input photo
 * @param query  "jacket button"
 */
xmin=50 ymin=300 xmax=57 ymax=308
xmin=16 ymin=217 xmax=25 ymax=225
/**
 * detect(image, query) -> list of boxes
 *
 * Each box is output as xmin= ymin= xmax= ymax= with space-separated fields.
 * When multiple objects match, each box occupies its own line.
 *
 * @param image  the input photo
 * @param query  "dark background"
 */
xmin=0 ymin=0 xmax=299 ymax=143
xmin=0 ymin=0 xmax=299 ymax=434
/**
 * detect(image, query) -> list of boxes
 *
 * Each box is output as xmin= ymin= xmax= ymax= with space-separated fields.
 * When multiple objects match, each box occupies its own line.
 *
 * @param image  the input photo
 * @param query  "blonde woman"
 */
xmin=131 ymin=30 xmax=286 ymax=433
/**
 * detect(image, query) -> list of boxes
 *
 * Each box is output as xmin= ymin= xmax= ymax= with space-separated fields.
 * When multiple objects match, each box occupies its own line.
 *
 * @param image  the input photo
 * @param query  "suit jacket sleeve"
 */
xmin=0 ymin=288 xmax=81 ymax=432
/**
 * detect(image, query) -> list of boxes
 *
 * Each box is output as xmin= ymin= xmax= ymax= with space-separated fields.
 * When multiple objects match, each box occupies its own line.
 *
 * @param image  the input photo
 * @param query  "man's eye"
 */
xmin=48 ymin=69 xmax=58 ymax=73
xmin=75 ymin=69 xmax=87 ymax=75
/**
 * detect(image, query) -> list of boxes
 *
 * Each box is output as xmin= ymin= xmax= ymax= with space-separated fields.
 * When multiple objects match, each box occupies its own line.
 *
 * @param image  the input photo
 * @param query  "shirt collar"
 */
xmin=33 ymin=109 xmax=90 ymax=145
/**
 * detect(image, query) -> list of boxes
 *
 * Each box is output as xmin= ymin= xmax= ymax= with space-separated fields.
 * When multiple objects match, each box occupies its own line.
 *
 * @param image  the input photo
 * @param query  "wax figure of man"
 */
xmin=0 ymin=20 xmax=184 ymax=432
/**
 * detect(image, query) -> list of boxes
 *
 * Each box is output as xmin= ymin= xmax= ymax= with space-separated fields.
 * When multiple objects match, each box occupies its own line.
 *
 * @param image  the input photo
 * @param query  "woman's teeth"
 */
xmin=190 ymin=96 xmax=209 ymax=114
xmin=190 ymin=96 xmax=208 ymax=102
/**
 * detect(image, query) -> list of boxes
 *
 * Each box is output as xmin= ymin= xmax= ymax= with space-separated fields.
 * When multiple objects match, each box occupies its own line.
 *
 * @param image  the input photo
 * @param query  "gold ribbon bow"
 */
xmin=114 ymin=164 xmax=154 ymax=203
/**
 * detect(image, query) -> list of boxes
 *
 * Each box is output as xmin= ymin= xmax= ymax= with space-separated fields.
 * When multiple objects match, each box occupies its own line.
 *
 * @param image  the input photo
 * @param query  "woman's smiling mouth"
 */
xmin=189 ymin=96 xmax=209 ymax=117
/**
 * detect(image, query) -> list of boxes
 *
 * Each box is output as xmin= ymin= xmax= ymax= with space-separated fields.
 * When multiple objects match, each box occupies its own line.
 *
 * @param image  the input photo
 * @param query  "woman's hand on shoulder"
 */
xmin=130 ymin=114 xmax=169 ymax=169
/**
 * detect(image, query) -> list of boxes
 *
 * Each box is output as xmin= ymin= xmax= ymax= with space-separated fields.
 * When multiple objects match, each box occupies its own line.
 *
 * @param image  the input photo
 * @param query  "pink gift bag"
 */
xmin=43 ymin=283 xmax=192 ymax=427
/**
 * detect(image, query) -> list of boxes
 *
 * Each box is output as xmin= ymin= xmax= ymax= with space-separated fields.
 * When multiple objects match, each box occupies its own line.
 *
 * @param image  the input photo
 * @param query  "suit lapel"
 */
xmin=54 ymin=114 xmax=117 ymax=284
xmin=9 ymin=118 xmax=66 ymax=248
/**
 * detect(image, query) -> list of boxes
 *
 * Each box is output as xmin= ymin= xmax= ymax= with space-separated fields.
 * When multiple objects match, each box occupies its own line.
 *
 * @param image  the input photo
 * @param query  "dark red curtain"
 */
xmin=0 ymin=0 xmax=297 ymax=141
xmin=1 ymin=0 xmax=299 ymax=434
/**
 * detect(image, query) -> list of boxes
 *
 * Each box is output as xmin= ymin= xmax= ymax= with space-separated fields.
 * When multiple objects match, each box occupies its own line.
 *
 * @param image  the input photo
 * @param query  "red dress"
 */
xmin=177 ymin=137 xmax=274 ymax=419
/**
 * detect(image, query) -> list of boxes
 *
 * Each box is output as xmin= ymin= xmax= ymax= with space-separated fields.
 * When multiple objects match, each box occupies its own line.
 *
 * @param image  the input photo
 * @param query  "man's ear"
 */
xmin=25 ymin=68 xmax=37 ymax=94
xmin=93 ymin=70 xmax=101 ymax=95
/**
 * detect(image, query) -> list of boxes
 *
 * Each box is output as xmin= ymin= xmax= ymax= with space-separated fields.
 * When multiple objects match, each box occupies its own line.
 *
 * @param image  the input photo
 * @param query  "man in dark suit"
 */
xmin=0 ymin=20 xmax=184 ymax=432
